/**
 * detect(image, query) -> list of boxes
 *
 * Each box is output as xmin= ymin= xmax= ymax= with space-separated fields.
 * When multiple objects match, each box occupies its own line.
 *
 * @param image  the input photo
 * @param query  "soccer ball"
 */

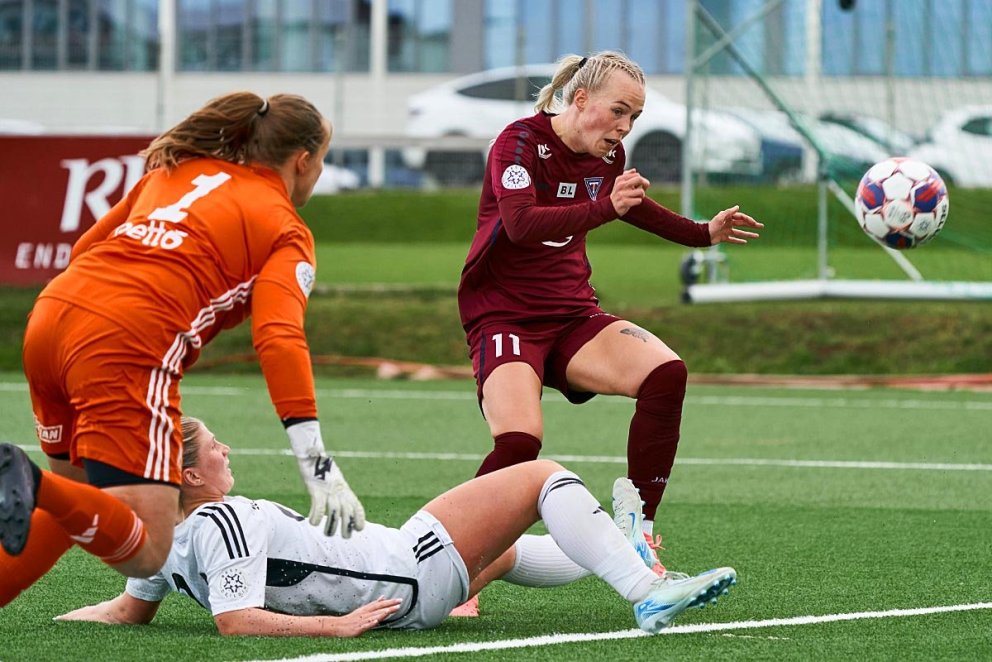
xmin=854 ymin=157 xmax=948 ymax=249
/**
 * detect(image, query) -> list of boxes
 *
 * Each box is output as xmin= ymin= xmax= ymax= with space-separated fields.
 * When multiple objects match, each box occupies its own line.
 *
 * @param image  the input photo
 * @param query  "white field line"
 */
xmin=9 ymin=445 xmax=990 ymax=472
xmin=2 ymin=382 xmax=992 ymax=411
xmin=246 ymin=602 xmax=992 ymax=662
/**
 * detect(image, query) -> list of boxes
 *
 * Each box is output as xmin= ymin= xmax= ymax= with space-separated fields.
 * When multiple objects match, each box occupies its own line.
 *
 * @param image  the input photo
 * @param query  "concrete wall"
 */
xmin=2 ymin=71 xmax=988 ymax=137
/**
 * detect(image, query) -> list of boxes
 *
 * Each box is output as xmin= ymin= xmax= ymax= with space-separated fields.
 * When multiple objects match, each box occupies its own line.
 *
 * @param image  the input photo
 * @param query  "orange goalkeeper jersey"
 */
xmin=39 ymin=158 xmax=319 ymax=420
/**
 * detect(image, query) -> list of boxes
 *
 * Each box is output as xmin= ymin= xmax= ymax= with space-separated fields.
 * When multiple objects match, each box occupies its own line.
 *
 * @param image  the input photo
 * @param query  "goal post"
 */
xmin=681 ymin=0 xmax=992 ymax=303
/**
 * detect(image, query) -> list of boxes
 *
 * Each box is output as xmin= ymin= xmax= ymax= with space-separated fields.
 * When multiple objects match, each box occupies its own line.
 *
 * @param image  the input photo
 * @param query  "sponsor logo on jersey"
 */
xmin=557 ymin=182 xmax=577 ymax=198
xmin=220 ymin=568 xmax=249 ymax=599
xmin=296 ymin=262 xmax=315 ymax=298
xmin=34 ymin=416 xmax=63 ymax=444
xmin=603 ymin=147 xmax=617 ymax=165
xmin=537 ymin=144 xmax=552 ymax=159
xmin=501 ymin=164 xmax=531 ymax=190
xmin=584 ymin=177 xmax=605 ymax=201
xmin=112 ymin=220 xmax=189 ymax=250
xmin=542 ymin=236 xmax=574 ymax=248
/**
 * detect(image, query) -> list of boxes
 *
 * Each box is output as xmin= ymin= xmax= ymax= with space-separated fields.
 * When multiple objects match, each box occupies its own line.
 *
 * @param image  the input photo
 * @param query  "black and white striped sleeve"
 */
xmin=193 ymin=500 xmax=269 ymax=616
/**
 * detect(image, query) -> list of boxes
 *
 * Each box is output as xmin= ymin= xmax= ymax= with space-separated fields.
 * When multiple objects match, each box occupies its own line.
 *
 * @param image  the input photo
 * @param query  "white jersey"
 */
xmin=126 ymin=496 xmax=467 ymax=628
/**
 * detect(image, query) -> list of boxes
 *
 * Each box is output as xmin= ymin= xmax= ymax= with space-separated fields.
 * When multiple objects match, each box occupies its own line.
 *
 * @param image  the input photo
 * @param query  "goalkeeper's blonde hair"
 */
xmin=142 ymin=91 xmax=329 ymax=172
xmin=534 ymin=51 xmax=645 ymax=113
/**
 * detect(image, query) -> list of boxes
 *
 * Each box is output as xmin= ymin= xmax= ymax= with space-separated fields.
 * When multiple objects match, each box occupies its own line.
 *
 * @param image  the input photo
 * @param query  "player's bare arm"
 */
xmin=54 ymin=593 xmax=160 ymax=625
xmin=213 ymin=598 xmax=402 ymax=638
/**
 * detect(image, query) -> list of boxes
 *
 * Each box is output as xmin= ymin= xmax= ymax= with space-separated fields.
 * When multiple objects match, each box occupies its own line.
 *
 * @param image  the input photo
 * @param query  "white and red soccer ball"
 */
xmin=854 ymin=157 xmax=949 ymax=249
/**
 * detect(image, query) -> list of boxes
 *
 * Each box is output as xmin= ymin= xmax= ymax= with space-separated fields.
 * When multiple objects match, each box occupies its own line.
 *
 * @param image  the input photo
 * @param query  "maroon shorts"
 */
xmin=467 ymin=312 xmax=620 ymax=406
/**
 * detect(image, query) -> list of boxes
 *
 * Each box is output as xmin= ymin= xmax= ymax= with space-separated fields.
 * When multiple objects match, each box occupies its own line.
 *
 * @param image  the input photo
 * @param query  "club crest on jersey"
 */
xmin=501 ymin=164 xmax=531 ymax=190
xmin=537 ymin=144 xmax=552 ymax=159
xmin=296 ymin=262 xmax=315 ymax=298
xmin=603 ymin=147 xmax=617 ymax=165
xmin=557 ymin=182 xmax=576 ymax=198
xmin=220 ymin=568 xmax=249 ymax=599
xmin=584 ymin=177 xmax=605 ymax=201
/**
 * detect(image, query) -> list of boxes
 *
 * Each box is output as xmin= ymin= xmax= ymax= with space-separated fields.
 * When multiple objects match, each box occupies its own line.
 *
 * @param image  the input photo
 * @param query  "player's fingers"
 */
xmin=733 ymin=229 xmax=760 ymax=239
xmin=324 ymin=507 xmax=339 ymax=536
xmin=308 ymin=500 xmax=324 ymax=527
xmin=733 ymin=212 xmax=763 ymax=227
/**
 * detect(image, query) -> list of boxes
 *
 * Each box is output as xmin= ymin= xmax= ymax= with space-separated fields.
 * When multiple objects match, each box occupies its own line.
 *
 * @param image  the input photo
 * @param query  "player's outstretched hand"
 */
xmin=334 ymin=597 xmax=403 ymax=637
xmin=55 ymin=601 xmax=118 ymax=623
xmin=708 ymin=205 xmax=763 ymax=245
xmin=610 ymin=168 xmax=650 ymax=217
xmin=286 ymin=421 xmax=367 ymax=538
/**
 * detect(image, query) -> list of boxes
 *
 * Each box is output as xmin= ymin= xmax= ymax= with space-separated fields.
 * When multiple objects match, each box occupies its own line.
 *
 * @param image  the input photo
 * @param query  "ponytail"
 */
xmin=142 ymin=92 xmax=327 ymax=172
xmin=534 ymin=50 xmax=645 ymax=113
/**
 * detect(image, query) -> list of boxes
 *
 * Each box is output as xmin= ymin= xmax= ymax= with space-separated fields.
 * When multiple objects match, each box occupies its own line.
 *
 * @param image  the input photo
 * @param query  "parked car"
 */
xmin=818 ymin=112 xmax=918 ymax=155
xmin=909 ymin=105 xmax=992 ymax=187
xmin=312 ymin=163 xmax=362 ymax=194
xmin=404 ymin=64 xmax=762 ymax=185
xmin=721 ymin=107 xmax=889 ymax=182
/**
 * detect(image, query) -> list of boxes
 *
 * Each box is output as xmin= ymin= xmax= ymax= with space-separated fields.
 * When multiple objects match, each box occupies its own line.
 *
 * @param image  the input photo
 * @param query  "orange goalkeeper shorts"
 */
xmin=23 ymin=297 xmax=183 ymax=485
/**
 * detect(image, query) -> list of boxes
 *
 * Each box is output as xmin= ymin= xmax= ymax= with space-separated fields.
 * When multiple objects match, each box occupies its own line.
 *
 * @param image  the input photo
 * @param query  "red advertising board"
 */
xmin=0 ymin=135 xmax=153 ymax=285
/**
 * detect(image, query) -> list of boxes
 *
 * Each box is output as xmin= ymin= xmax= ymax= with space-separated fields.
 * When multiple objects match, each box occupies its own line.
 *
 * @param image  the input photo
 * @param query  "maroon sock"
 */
xmin=475 ymin=431 xmax=542 ymax=477
xmin=627 ymin=360 xmax=687 ymax=521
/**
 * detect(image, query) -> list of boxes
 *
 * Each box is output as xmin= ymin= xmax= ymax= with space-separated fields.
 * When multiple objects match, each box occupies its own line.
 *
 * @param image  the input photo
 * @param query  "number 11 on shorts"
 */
xmin=492 ymin=333 xmax=520 ymax=358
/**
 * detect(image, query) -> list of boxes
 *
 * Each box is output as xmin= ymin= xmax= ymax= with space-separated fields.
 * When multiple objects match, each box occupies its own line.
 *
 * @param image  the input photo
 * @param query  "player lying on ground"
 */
xmin=54 ymin=417 xmax=736 ymax=636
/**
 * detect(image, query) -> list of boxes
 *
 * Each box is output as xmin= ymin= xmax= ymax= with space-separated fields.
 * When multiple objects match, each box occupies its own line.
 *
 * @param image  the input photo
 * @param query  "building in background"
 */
xmin=2 ymin=0 xmax=991 ymax=136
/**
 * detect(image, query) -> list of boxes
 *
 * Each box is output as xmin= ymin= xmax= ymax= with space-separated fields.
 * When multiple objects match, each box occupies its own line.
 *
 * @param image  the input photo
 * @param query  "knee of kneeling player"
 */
xmin=638 ymin=360 xmax=688 ymax=401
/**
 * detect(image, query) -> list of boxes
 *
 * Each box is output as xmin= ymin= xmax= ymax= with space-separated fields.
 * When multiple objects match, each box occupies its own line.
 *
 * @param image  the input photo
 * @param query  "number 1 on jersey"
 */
xmin=492 ymin=333 xmax=520 ymax=358
xmin=148 ymin=172 xmax=232 ymax=223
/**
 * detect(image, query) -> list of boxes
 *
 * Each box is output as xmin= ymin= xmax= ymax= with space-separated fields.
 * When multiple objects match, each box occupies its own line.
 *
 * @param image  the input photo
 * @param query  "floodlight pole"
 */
xmin=156 ymin=0 xmax=176 ymax=133
xmin=681 ymin=0 xmax=697 ymax=222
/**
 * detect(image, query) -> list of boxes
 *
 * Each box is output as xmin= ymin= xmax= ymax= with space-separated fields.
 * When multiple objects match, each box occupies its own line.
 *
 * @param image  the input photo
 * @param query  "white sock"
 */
xmin=501 ymin=534 xmax=592 ymax=587
xmin=642 ymin=518 xmax=654 ymax=537
xmin=537 ymin=470 xmax=657 ymax=603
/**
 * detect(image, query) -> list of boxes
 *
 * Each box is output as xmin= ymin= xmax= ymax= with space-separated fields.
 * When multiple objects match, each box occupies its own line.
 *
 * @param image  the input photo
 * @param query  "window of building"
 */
xmin=175 ymin=0 xmax=369 ymax=72
xmin=387 ymin=0 xmax=451 ymax=72
xmin=821 ymin=0 xmax=990 ymax=77
xmin=0 ymin=0 xmax=157 ymax=71
xmin=484 ymin=0 xmax=686 ymax=74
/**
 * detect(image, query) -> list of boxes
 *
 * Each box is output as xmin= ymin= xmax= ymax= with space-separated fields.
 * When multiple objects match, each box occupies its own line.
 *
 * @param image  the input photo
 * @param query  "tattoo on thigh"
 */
xmin=620 ymin=326 xmax=650 ymax=343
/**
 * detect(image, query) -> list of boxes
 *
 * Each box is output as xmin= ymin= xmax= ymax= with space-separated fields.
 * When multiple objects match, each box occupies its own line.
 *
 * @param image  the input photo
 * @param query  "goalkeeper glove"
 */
xmin=285 ymin=420 xmax=366 ymax=537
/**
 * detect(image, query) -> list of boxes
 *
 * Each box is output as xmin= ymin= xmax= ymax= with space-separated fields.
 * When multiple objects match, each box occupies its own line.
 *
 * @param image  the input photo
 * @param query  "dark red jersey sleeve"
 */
xmin=497 ymin=193 xmax=617 ymax=244
xmin=621 ymin=197 xmax=712 ymax=247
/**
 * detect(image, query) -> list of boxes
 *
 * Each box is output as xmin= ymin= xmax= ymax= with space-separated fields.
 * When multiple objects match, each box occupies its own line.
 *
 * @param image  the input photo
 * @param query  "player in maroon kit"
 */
xmin=454 ymin=51 xmax=761 ymax=614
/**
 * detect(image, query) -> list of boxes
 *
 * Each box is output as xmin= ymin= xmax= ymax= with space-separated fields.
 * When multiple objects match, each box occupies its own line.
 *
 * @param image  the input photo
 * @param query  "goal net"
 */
xmin=681 ymin=0 xmax=992 ymax=302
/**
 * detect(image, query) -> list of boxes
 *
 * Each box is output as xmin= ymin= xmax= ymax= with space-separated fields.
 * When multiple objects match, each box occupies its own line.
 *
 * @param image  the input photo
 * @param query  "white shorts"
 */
xmin=388 ymin=510 xmax=470 ymax=630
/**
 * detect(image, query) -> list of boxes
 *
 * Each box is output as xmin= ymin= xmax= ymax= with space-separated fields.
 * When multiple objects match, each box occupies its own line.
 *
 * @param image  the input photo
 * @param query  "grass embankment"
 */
xmin=3 ymin=285 xmax=989 ymax=376
xmin=3 ymin=186 xmax=988 ymax=376
xmin=304 ymin=185 xmax=992 ymax=251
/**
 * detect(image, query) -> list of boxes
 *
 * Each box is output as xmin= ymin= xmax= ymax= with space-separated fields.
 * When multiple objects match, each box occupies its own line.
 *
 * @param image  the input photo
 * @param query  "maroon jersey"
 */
xmin=458 ymin=112 xmax=710 ymax=332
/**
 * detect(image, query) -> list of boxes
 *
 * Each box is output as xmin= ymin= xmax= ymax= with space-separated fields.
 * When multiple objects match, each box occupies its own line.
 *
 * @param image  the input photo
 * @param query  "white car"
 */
xmin=312 ymin=163 xmax=361 ymax=194
xmin=404 ymin=64 xmax=762 ymax=185
xmin=909 ymin=106 xmax=992 ymax=187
